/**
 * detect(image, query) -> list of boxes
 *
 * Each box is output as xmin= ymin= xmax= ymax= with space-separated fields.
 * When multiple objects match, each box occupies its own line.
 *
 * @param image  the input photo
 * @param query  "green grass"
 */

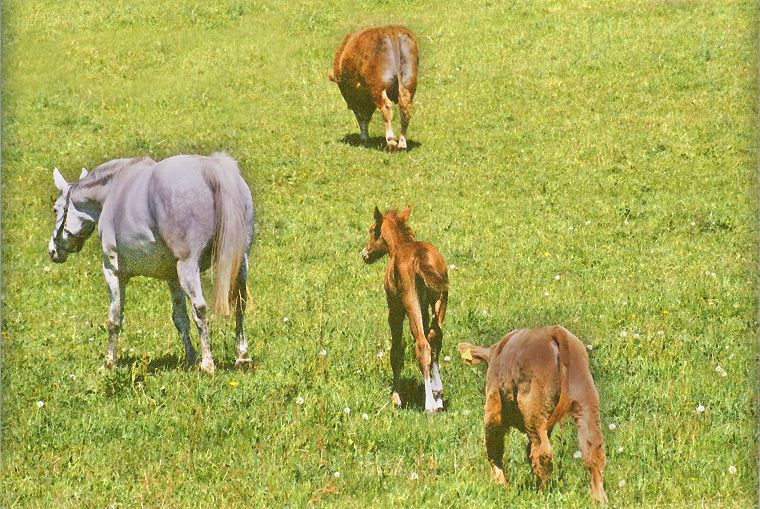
xmin=1 ymin=0 xmax=757 ymax=507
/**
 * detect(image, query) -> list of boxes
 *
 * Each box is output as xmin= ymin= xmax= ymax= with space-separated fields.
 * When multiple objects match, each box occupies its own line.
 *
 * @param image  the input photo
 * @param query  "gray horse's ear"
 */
xmin=80 ymin=167 xmax=89 ymax=179
xmin=53 ymin=167 xmax=69 ymax=191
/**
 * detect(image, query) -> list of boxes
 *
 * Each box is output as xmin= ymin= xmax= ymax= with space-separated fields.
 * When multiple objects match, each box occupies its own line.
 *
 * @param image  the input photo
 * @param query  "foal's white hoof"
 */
xmin=391 ymin=392 xmax=402 ymax=408
xmin=199 ymin=358 xmax=215 ymax=374
xmin=426 ymin=398 xmax=444 ymax=413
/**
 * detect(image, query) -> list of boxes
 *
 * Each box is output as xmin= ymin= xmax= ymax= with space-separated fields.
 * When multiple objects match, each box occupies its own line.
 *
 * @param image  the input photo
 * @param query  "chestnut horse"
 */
xmin=361 ymin=205 xmax=449 ymax=412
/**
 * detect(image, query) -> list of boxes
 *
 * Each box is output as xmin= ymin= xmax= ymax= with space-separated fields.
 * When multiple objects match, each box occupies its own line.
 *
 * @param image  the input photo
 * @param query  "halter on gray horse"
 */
xmin=49 ymin=153 xmax=254 ymax=373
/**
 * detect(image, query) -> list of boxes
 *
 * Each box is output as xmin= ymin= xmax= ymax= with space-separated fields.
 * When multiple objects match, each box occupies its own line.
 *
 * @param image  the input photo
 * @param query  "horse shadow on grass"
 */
xmin=339 ymin=134 xmax=422 ymax=152
xmin=395 ymin=376 xmax=449 ymax=412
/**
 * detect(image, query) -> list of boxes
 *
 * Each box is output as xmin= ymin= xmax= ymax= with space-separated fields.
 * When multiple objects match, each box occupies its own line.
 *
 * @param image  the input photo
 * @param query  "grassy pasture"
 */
xmin=1 ymin=0 xmax=758 ymax=507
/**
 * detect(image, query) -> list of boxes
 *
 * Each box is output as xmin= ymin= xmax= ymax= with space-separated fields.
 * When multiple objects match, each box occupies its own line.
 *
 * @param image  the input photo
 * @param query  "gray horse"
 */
xmin=48 ymin=152 xmax=254 ymax=373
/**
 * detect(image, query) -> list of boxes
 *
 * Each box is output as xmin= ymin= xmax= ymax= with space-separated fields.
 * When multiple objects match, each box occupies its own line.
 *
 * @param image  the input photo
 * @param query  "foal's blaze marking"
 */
xmin=329 ymin=25 xmax=419 ymax=151
xmin=458 ymin=325 xmax=608 ymax=505
xmin=361 ymin=205 xmax=449 ymax=412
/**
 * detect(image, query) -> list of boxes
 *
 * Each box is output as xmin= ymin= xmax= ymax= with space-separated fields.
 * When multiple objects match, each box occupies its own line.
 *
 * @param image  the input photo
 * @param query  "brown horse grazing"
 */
xmin=329 ymin=26 xmax=419 ymax=151
xmin=361 ymin=205 xmax=449 ymax=412
xmin=458 ymin=325 xmax=608 ymax=505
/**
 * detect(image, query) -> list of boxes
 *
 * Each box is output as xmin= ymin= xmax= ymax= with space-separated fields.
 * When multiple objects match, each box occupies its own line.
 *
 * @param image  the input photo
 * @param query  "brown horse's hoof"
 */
xmin=391 ymin=392 xmax=402 ymax=408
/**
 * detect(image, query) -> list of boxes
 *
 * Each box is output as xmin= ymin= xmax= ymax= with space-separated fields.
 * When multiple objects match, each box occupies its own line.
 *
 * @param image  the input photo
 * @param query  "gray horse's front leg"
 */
xmin=102 ymin=261 xmax=125 ymax=369
xmin=234 ymin=256 xmax=252 ymax=368
xmin=177 ymin=259 xmax=215 ymax=374
xmin=167 ymin=279 xmax=197 ymax=367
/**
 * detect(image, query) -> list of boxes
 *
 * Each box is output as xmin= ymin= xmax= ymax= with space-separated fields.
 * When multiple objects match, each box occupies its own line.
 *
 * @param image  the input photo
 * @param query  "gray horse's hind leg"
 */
xmin=102 ymin=261 xmax=125 ymax=369
xmin=167 ymin=279 xmax=197 ymax=367
xmin=234 ymin=255 xmax=252 ymax=368
xmin=177 ymin=259 xmax=215 ymax=374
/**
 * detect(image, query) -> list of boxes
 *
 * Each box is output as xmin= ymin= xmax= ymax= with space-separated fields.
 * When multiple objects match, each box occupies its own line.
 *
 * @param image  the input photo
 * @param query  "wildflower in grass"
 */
xmin=586 ymin=344 xmax=593 ymax=351
xmin=283 ymin=316 xmax=289 ymax=323
xmin=657 ymin=330 xmax=664 ymax=336
xmin=443 ymin=355 xmax=451 ymax=362
xmin=376 ymin=350 xmax=384 ymax=358
xmin=573 ymin=450 xmax=582 ymax=459
xmin=448 ymin=264 xmax=457 ymax=271
xmin=617 ymin=446 xmax=624 ymax=453
xmin=585 ymin=220 xmax=591 ymax=225
xmin=88 ymin=337 xmax=94 ymax=342
xmin=608 ymin=423 xmax=617 ymax=431
xmin=715 ymin=365 xmax=727 ymax=377
xmin=696 ymin=404 xmax=705 ymax=413
xmin=295 ymin=396 xmax=304 ymax=405
xmin=633 ymin=332 xmax=640 ymax=339
xmin=543 ymin=291 xmax=550 ymax=297
xmin=228 ymin=380 xmax=239 ymax=388
xmin=36 ymin=400 xmax=45 ymax=408
xmin=343 ymin=407 xmax=351 ymax=415
xmin=43 ymin=266 xmax=51 ymax=272
xmin=618 ymin=479 xmax=625 ymax=488
xmin=461 ymin=409 xmax=470 ymax=416
xmin=333 ymin=471 xmax=341 ymax=478
xmin=319 ymin=348 xmax=327 ymax=357
xmin=361 ymin=413 xmax=369 ymax=420
xmin=728 ymin=465 xmax=737 ymax=474
xmin=68 ymin=374 xmax=76 ymax=380
xmin=409 ymin=471 xmax=419 ymax=480
xmin=554 ymin=274 xmax=561 ymax=280
xmin=661 ymin=309 xmax=669 ymax=315
xmin=619 ymin=330 xmax=628 ymax=337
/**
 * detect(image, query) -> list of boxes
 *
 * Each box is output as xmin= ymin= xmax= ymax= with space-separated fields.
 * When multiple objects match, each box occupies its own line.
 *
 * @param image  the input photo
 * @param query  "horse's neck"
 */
xmin=384 ymin=226 xmax=413 ymax=256
xmin=72 ymin=173 xmax=116 ymax=209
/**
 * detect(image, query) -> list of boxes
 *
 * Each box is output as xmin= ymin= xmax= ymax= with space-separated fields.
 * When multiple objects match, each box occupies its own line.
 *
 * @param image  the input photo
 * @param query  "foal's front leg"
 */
xmin=102 ymin=260 xmax=125 ymax=369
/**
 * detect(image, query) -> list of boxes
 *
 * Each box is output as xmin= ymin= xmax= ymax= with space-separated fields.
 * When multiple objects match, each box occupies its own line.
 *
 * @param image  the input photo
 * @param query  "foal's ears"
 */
xmin=398 ymin=204 xmax=412 ymax=222
xmin=53 ymin=168 xmax=69 ymax=191
xmin=373 ymin=206 xmax=383 ymax=223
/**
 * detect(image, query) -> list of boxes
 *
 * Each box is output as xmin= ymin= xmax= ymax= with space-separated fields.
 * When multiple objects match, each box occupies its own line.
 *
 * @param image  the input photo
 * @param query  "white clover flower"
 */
xmin=36 ymin=400 xmax=45 ymax=408
xmin=283 ymin=316 xmax=289 ymax=323
xmin=715 ymin=365 xmax=727 ymax=377
xmin=585 ymin=220 xmax=592 ymax=225
xmin=608 ymin=423 xmax=617 ymax=431
xmin=586 ymin=344 xmax=593 ymax=351
xmin=620 ymin=330 xmax=628 ymax=337
xmin=617 ymin=446 xmax=624 ymax=453
xmin=443 ymin=355 xmax=451 ymax=362
xmin=296 ymin=396 xmax=304 ymax=405
xmin=728 ymin=465 xmax=737 ymax=474
xmin=333 ymin=471 xmax=341 ymax=478
xmin=696 ymin=404 xmax=705 ymax=413
xmin=554 ymin=274 xmax=561 ymax=280
xmin=88 ymin=337 xmax=94 ymax=342
xmin=544 ymin=291 xmax=550 ymax=297
xmin=657 ymin=330 xmax=664 ymax=336
xmin=43 ymin=266 xmax=51 ymax=272
xmin=318 ymin=349 xmax=327 ymax=357
xmin=448 ymin=264 xmax=458 ymax=271
xmin=573 ymin=450 xmax=582 ymax=459
xmin=68 ymin=374 xmax=76 ymax=380
xmin=409 ymin=471 xmax=419 ymax=480
xmin=376 ymin=350 xmax=384 ymax=358
xmin=618 ymin=479 xmax=625 ymax=488
xmin=343 ymin=407 xmax=351 ymax=415
xmin=461 ymin=409 xmax=471 ymax=416
xmin=361 ymin=413 xmax=369 ymax=420
xmin=632 ymin=333 xmax=640 ymax=339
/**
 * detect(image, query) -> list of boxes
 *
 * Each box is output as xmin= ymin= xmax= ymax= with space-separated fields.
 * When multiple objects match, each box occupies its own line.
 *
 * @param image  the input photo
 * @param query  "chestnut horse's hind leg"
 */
xmin=387 ymin=297 xmax=405 ymax=407
xmin=403 ymin=294 xmax=441 ymax=412
xmin=378 ymin=90 xmax=398 ymax=151
xmin=167 ymin=279 xmax=197 ymax=367
xmin=101 ymin=260 xmax=125 ymax=370
xmin=427 ymin=300 xmax=443 ymax=400
xmin=234 ymin=255 xmax=252 ymax=368
xmin=397 ymin=83 xmax=412 ymax=150
xmin=177 ymin=258 xmax=215 ymax=374
xmin=574 ymin=400 xmax=608 ymax=504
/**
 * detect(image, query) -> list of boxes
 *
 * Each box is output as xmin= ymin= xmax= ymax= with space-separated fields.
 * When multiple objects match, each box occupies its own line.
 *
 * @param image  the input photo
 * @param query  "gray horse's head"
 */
xmin=49 ymin=167 xmax=96 ymax=263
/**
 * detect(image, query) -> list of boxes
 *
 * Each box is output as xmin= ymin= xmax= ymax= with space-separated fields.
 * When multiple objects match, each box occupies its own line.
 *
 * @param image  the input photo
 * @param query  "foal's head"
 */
xmin=361 ymin=205 xmax=413 ymax=263
xmin=48 ymin=167 xmax=97 ymax=263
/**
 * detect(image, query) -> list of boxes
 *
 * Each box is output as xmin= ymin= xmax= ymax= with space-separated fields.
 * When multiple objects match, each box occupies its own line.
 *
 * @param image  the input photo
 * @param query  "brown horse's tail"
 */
xmin=546 ymin=325 xmax=572 ymax=429
xmin=435 ymin=291 xmax=448 ymax=325
xmin=208 ymin=152 xmax=247 ymax=316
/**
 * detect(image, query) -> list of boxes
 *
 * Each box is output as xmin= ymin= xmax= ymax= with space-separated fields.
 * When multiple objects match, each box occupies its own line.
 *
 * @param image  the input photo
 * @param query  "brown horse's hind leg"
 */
xmin=397 ymin=84 xmax=412 ymax=150
xmin=377 ymin=90 xmax=397 ymax=151
xmin=388 ymin=298 xmax=405 ymax=407
xmin=427 ymin=300 xmax=443 ymax=400
xmin=574 ymin=401 xmax=608 ymax=504
xmin=484 ymin=390 xmax=508 ymax=485
xmin=527 ymin=424 xmax=554 ymax=489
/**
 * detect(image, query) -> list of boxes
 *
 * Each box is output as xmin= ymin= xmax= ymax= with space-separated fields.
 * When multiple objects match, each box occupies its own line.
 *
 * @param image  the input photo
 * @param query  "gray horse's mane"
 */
xmin=78 ymin=156 xmax=154 ymax=189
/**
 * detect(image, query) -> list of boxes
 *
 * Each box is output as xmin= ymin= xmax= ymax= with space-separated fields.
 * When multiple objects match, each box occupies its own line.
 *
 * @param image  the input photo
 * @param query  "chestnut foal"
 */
xmin=361 ymin=205 xmax=449 ymax=412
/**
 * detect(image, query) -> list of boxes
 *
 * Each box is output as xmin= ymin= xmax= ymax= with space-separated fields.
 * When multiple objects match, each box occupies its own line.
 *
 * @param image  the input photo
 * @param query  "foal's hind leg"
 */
xmin=167 ymin=279 xmax=197 ymax=367
xmin=234 ymin=255 xmax=252 ymax=368
xmin=574 ymin=400 xmax=608 ymax=504
xmin=427 ymin=300 xmax=444 ymax=400
xmin=177 ymin=259 xmax=215 ymax=374
xmin=387 ymin=296 xmax=405 ymax=408
xmin=101 ymin=261 xmax=125 ymax=370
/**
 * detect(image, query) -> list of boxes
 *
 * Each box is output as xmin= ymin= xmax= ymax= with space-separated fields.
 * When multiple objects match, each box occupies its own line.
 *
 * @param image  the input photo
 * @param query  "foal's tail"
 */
xmin=208 ymin=152 xmax=247 ymax=316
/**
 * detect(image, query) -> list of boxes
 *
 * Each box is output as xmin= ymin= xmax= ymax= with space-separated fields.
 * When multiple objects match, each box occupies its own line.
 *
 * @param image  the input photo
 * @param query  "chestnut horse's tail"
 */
xmin=415 ymin=249 xmax=449 ymax=323
xmin=546 ymin=325 xmax=573 ymax=429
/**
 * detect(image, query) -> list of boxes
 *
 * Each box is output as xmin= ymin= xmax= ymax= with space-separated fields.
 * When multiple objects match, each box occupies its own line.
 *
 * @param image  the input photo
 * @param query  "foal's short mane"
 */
xmin=385 ymin=209 xmax=416 ymax=241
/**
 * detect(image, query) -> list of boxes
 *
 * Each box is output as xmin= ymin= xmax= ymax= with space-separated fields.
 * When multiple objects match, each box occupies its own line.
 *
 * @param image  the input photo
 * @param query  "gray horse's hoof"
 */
xmin=235 ymin=357 xmax=253 ymax=370
xmin=199 ymin=358 xmax=215 ymax=374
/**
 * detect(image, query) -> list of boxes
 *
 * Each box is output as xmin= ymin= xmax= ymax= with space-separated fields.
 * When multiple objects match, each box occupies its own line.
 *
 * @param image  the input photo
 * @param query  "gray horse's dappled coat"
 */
xmin=49 ymin=153 xmax=254 ymax=373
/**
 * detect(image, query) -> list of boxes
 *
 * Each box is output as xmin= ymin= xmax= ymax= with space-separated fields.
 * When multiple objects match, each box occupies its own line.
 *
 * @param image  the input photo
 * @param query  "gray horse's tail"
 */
xmin=208 ymin=152 xmax=247 ymax=316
